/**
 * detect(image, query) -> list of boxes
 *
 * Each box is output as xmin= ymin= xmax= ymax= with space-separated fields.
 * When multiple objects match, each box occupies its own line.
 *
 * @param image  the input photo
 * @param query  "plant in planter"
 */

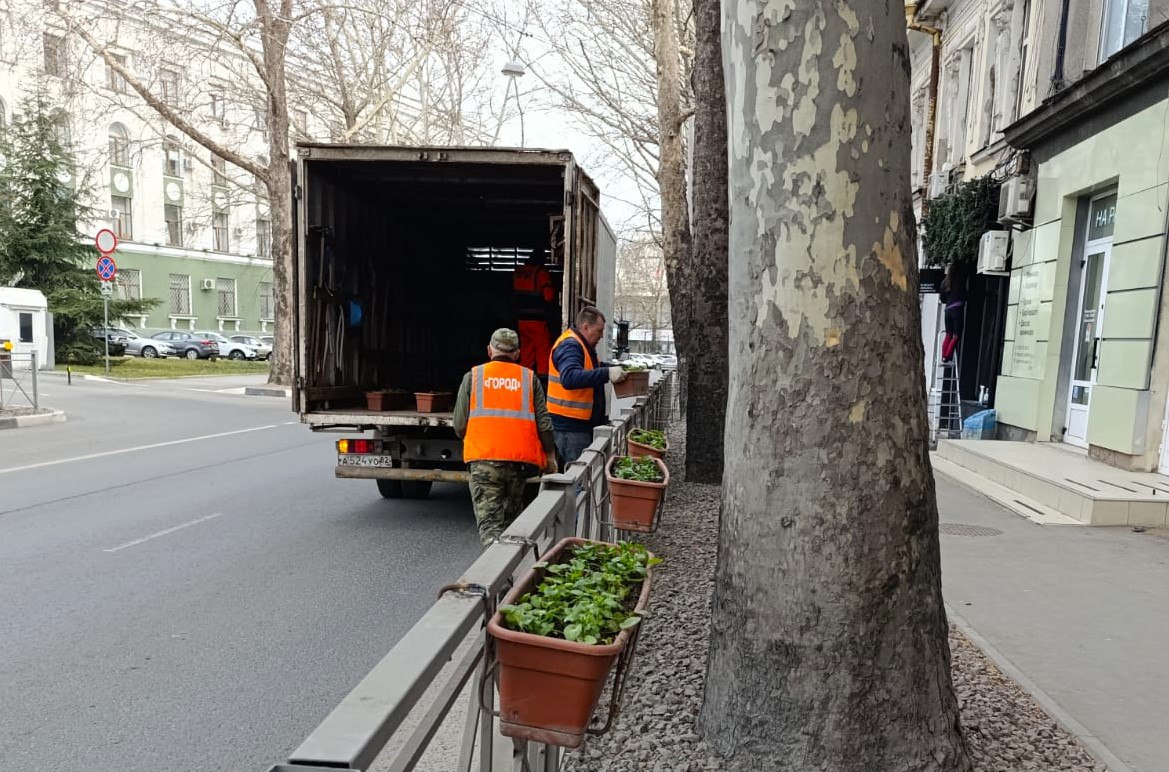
xmin=414 ymin=391 xmax=453 ymax=413
xmin=365 ymin=388 xmax=410 ymax=411
xmin=613 ymin=366 xmax=650 ymax=398
xmin=605 ymin=455 xmax=669 ymax=532
xmin=628 ymin=428 xmax=668 ymax=459
xmin=487 ymin=538 xmax=660 ymax=748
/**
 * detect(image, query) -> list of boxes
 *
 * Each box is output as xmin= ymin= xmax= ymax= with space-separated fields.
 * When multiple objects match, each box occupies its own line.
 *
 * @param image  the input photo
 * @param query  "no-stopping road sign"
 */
xmin=95 ymin=228 xmax=118 ymax=254
xmin=96 ymin=255 xmax=118 ymax=282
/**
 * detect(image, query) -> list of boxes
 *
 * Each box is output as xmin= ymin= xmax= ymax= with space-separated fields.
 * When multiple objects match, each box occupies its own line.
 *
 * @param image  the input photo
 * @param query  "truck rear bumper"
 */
xmin=335 ymin=466 xmax=471 ymax=482
xmin=334 ymin=466 xmax=541 ymax=484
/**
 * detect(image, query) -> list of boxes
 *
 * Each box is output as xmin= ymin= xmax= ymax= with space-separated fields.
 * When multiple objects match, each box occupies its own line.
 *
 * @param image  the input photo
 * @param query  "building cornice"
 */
xmin=1004 ymin=20 xmax=1169 ymax=151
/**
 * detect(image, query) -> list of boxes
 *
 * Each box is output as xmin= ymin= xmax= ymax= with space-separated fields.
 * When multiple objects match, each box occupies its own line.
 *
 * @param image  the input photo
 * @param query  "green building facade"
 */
xmin=997 ymin=27 xmax=1169 ymax=472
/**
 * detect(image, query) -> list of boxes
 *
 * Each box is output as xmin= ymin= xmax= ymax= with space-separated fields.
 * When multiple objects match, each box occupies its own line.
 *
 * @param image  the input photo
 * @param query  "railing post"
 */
xmin=31 ymin=351 xmax=38 ymax=411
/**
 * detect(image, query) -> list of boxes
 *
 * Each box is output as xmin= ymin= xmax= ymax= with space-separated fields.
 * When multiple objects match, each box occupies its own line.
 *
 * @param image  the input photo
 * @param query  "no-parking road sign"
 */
xmin=96 ymin=255 xmax=118 ymax=282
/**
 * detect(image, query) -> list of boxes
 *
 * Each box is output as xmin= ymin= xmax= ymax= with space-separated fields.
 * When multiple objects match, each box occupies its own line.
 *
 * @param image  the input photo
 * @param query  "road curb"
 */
xmin=244 ymin=386 xmax=291 ymax=398
xmin=945 ymin=603 xmax=1134 ymax=772
xmin=0 ymin=409 xmax=68 ymax=430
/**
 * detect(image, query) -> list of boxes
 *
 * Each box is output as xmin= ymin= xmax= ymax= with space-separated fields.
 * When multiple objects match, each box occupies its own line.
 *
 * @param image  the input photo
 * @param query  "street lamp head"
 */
xmin=501 ymin=59 xmax=526 ymax=78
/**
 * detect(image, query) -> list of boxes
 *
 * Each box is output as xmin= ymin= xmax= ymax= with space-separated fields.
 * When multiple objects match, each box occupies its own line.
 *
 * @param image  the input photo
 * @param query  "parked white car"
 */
xmin=229 ymin=335 xmax=272 ymax=360
xmin=196 ymin=332 xmax=257 ymax=360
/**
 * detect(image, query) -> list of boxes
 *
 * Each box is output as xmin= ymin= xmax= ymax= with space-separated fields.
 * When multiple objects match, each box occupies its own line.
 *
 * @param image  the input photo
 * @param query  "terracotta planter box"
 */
xmin=487 ymin=537 xmax=655 ymax=749
xmin=605 ymin=456 xmax=669 ymax=533
xmin=612 ymin=370 xmax=650 ymax=398
xmin=365 ymin=390 xmax=410 ymax=411
xmin=414 ymin=391 xmax=453 ymax=413
xmin=627 ymin=437 xmax=667 ymax=460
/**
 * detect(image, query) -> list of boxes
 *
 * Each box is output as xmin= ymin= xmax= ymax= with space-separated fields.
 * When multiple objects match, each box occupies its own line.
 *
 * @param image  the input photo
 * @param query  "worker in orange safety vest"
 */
xmin=454 ymin=328 xmax=558 ymax=546
xmin=512 ymin=250 xmax=558 ymax=386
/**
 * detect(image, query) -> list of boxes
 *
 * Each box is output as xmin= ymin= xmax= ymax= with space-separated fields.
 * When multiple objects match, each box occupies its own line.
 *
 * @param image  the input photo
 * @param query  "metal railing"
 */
xmin=268 ymin=373 xmax=675 ymax=772
xmin=0 ymin=351 xmax=40 ymax=412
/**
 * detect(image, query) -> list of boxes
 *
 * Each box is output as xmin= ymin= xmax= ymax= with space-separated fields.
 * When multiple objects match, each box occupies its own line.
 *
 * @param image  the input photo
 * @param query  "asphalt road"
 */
xmin=0 ymin=374 xmax=483 ymax=772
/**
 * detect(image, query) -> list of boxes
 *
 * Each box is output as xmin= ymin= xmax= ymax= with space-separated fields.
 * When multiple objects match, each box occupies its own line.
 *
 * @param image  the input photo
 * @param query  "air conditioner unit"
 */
xmin=233 ymin=227 xmax=244 ymax=237
xmin=977 ymin=230 xmax=1010 ymax=275
xmin=108 ymin=209 xmax=120 ymax=219
xmin=928 ymin=172 xmax=950 ymax=200
xmin=998 ymin=175 xmax=1034 ymax=225
xmin=201 ymin=278 xmax=215 ymax=290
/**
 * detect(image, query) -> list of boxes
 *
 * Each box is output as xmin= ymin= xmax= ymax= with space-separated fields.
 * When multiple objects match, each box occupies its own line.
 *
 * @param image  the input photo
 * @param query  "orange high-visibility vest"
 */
xmin=463 ymin=361 xmax=545 ymax=466
xmin=547 ymin=330 xmax=596 ymax=421
xmin=513 ymin=264 xmax=556 ymax=319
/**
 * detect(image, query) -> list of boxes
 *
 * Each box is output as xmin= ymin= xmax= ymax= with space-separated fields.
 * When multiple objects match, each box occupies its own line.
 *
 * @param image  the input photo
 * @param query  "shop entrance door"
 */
xmin=1065 ymin=193 xmax=1116 ymax=447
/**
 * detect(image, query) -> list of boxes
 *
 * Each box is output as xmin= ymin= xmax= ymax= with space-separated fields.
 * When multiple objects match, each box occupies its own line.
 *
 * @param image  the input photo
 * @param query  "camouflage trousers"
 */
xmin=468 ymin=461 xmax=530 ymax=547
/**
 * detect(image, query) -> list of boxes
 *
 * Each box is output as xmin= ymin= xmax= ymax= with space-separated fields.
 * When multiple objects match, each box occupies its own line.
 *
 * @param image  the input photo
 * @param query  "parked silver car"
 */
xmin=123 ymin=332 xmax=176 ymax=358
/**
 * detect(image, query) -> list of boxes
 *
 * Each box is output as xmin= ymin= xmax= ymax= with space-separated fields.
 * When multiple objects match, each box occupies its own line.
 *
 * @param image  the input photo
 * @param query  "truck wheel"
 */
xmin=377 ymin=479 xmax=404 ymax=499
xmin=401 ymin=481 xmax=432 ymax=500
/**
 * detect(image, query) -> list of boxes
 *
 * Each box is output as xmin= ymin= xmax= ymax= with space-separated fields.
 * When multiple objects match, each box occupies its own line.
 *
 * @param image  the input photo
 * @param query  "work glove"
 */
xmin=543 ymin=451 xmax=559 ymax=475
xmin=608 ymin=366 xmax=628 ymax=384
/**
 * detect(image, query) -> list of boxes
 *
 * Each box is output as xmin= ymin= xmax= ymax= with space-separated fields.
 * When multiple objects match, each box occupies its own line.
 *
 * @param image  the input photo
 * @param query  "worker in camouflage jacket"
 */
xmin=454 ymin=328 xmax=558 ymax=546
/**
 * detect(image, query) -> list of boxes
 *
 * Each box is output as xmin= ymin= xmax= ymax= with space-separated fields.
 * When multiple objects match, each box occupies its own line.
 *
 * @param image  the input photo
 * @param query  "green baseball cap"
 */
xmin=490 ymin=328 xmax=520 ymax=353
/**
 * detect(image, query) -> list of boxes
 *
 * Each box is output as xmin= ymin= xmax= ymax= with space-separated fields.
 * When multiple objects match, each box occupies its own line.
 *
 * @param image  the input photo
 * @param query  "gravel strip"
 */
xmin=564 ymin=423 xmax=1108 ymax=772
xmin=0 ymin=406 xmax=41 ymax=417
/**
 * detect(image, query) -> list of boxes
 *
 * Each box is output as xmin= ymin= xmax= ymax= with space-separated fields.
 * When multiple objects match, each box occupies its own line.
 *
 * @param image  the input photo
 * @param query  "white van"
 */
xmin=0 ymin=287 xmax=50 ymax=369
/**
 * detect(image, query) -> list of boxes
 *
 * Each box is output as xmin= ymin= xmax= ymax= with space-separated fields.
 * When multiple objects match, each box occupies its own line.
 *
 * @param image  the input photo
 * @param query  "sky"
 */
xmin=478 ymin=2 xmax=652 ymax=238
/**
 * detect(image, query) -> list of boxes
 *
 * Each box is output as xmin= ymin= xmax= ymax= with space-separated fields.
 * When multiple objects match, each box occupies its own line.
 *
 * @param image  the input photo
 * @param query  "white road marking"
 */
xmin=104 ymin=513 xmax=224 ymax=553
xmin=0 ymin=422 xmax=297 ymax=475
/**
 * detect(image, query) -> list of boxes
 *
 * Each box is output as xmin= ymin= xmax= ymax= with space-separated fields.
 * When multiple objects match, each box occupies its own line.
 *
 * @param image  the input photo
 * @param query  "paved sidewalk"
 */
xmin=936 ymin=472 xmax=1169 ymax=772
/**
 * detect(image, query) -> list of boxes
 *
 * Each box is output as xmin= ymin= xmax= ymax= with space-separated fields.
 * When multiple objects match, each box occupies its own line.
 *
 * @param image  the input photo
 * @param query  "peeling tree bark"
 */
xmin=686 ymin=0 xmax=729 ymax=484
xmin=698 ymin=2 xmax=971 ymax=769
xmin=651 ymin=0 xmax=694 ymax=357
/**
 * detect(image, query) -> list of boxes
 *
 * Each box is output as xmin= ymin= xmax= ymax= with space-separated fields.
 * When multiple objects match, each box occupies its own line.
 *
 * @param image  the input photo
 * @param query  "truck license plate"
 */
xmin=338 ymin=454 xmax=395 ymax=468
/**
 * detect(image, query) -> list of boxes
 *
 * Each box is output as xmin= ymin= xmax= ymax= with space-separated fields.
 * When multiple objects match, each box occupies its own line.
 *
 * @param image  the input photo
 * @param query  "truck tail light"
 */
xmin=337 ymin=438 xmax=376 ymax=454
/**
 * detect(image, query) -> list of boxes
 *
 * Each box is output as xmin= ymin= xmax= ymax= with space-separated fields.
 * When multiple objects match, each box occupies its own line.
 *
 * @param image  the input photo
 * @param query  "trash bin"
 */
xmin=961 ymin=409 xmax=996 ymax=440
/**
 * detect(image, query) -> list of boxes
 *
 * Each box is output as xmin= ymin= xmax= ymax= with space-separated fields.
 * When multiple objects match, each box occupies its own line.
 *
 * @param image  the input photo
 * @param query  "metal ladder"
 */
xmin=931 ymin=351 xmax=962 ymax=443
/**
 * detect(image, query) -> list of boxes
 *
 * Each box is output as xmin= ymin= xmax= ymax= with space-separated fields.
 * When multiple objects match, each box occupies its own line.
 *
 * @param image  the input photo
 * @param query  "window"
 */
xmin=256 ymin=217 xmax=271 ymax=257
xmin=212 ymin=210 xmax=229 ymax=252
xmin=108 ymin=123 xmax=130 ymax=167
xmin=43 ymin=33 xmax=64 ymax=77
xmin=111 ymin=195 xmax=132 ymax=239
xmin=163 ymin=137 xmax=181 ymax=176
xmin=50 ymin=111 xmax=70 ymax=147
xmin=254 ymin=106 xmax=268 ymax=132
xmin=211 ymin=155 xmax=228 ymax=187
xmin=18 ymin=312 xmax=33 ymax=343
xmin=216 ymin=277 xmax=237 ymax=316
xmin=159 ymin=67 xmax=180 ymax=103
xmin=107 ymin=53 xmax=129 ymax=93
xmin=0 ymin=98 xmax=7 ymax=134
xmin=210 ymin=89 xmax=225 ymax=121
xmin=1100 ymin=0 xmax=1148 ymax=60
xmin=116 ymin=268 xmax=141 ymax=301
xmin=292 ymin=108 xmax=308 ymax=134
xmin=258 ymin=281 xmax=274 ymax=320
xmin=164 ymin=204 xmax=182 ymax=246
xmin=169 ymin=273 xmax=191 ymax=315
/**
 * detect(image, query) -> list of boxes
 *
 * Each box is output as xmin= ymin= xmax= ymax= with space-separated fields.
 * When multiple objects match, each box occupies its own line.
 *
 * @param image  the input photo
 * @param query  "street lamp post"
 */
xmin=501 ymin=59 xmax=526 ymax=147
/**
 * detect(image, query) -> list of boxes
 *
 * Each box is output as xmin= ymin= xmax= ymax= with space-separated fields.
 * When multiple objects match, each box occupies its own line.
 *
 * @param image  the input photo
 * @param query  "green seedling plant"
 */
xmin=620 ymin=363 xmax=648 ymax=372
xmin=499 ymin=542 xmax=661 ymax=645
xmin=629 ymin=428 xmax=667 ymax=450
xmin=611 ymin=455 xmax=664 ymax=483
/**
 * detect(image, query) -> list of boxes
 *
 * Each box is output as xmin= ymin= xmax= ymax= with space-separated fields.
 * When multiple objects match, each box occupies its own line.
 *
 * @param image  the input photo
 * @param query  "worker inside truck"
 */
xmin=512 ymin=248 xmax=559 ymax=388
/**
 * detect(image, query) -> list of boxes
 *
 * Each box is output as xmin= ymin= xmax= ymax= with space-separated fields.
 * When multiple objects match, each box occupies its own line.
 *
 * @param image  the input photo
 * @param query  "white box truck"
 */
xmin=292 ymin=145 xmax=616 ymax=500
